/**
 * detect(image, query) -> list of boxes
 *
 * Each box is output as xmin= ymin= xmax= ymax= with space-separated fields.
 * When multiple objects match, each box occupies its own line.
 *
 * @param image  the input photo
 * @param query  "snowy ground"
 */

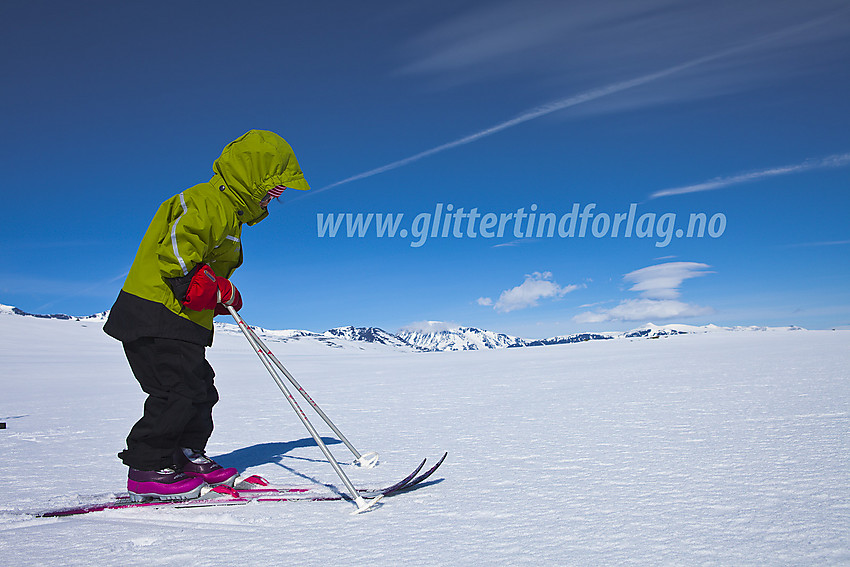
xmin=1 ymin=314 xmax=848 ymax=565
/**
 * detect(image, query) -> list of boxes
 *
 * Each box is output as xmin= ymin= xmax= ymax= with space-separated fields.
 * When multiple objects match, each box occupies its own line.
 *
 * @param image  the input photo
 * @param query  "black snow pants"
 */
xmin=118 ymin=337 xmax=219 ymax=471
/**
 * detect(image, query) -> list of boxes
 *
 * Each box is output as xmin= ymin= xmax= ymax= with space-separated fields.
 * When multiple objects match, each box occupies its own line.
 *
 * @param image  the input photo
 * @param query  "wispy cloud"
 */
xmin=315 ymin=61 xmax=703 ymax=193
xmin=492 ymin=240 xmax=524 ymax=248
xmin=787 ymin=239 xmax=850 ymax=247
xmin=574 ymin=299 xmax=713 ymax=324
xmin=480 ymin=271 xmax=580 ymax=313
xmin=650 ymin=152 xmax=850 ymax=199
xmin=574 ymin=262 xmax=713 ymax=323
xmin=400 ymin=1 xmax=848 ymax=90
xmin=624 ymin=262 xmax=713 ymax=300
xmin=399 ymin=320 xmax=461 ymax=333
xmin=315 ymin=11 xmax=845 ymax=194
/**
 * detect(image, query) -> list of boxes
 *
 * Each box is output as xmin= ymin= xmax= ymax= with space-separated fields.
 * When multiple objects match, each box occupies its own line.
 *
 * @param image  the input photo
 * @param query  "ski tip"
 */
xmin=392 ymin=451 xmax=447 ymax=494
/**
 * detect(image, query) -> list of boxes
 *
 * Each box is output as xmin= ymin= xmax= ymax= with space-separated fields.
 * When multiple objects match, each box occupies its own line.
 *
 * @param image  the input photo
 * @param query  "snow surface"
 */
xmin=1 ymin=314 xmax=848 ymax=565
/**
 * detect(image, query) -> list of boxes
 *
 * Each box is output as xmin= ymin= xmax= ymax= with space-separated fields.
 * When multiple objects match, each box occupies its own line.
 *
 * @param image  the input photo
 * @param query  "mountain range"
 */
xmin=1 ymin=303 xmax=805 ymax=353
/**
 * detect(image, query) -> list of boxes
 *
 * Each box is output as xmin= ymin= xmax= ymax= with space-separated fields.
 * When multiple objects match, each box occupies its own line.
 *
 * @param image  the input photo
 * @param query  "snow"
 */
xmin=1 ymin=313 xmax=849 ymax=565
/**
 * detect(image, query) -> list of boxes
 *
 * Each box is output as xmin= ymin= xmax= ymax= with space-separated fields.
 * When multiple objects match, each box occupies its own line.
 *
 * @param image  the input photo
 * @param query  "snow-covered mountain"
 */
xmin=0 ymin=304 xmax=73 ymax=320
xmin=396 ymin=325 xmax=526 ymax=351
xmin=212 ymin=322 xmax=419 ymax=352
xmin=522 ymin=332 xmax=615 ymax=346
xmin=323 ymin=325 xmax=412 ymax=348
xmin=0 ymin=303 xmax=110 ymax=322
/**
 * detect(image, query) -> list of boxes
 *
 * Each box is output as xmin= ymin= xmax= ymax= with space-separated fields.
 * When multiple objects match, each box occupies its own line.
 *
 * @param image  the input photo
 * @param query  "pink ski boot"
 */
xmin=127 ymin=467 xmax=204 ymax=501
xmin=176 ymin=448 xmax=238 ymax=487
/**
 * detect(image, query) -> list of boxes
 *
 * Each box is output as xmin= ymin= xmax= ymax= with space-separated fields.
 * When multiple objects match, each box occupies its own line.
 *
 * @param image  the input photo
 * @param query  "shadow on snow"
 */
xmin=212 ymin=437 xmax=343 ymax=470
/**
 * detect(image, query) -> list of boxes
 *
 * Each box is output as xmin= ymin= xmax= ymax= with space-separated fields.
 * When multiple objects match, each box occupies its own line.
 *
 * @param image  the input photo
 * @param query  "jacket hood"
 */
xmin=212 ymin=129 xmax=311 ymax=225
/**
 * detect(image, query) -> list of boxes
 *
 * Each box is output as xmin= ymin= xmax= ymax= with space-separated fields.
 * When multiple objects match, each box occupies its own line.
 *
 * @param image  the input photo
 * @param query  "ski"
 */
xmin=234 ymin=457 xmax=426 ymax=498
xmin=34 ymin=453 xmax=446 ymax=518
xmin=235 ymin=451 xmax=446 ymax=498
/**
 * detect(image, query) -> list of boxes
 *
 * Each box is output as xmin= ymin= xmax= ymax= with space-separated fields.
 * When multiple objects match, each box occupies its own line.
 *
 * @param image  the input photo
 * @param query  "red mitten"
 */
xmin=214 ymin=277 xmax=242 ymax=315
xmin=182 ymin=264 xmax=218 ymax=311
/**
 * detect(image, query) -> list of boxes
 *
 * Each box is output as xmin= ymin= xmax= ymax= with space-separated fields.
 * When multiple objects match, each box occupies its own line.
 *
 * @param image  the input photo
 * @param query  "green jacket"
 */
xmin=104 ymin=130 xmax=310 ymax=345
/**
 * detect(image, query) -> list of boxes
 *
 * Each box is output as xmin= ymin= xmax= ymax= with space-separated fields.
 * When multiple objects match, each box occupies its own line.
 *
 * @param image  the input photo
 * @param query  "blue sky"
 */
xmin=2 ymin=0 xmax=849 ymax=337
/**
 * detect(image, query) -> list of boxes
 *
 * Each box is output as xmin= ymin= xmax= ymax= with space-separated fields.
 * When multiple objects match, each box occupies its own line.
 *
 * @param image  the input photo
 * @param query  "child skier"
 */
xmin=104 ymin=130 xmax=311 ymax=500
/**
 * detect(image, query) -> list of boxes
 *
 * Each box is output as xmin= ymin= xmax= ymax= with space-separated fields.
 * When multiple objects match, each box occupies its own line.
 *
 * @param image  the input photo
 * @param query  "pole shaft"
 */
xmin=230 ymin=308 xmax=365 ymax=461
xmin=241 ymin=320 xmax=364 ymax=460
xmin=227 ymin=306 xmax=362 ymax=502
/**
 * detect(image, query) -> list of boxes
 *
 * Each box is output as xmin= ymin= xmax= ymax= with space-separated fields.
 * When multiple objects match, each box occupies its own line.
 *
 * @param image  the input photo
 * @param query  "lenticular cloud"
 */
xmin=574 ymin=261 xmax=713 ymax=323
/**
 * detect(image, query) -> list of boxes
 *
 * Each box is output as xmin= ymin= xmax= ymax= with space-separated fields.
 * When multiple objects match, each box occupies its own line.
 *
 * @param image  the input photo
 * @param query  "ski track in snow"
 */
xmin=0 ymin=315 xmax=848 ymax=565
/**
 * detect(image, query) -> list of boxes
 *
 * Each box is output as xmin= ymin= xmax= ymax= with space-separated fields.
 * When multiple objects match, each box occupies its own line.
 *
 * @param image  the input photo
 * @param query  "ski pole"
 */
xmin=228 ymin=306 xmax=378 ymax=468
xmin=226 ymin=304 xmax=382 ymax=514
